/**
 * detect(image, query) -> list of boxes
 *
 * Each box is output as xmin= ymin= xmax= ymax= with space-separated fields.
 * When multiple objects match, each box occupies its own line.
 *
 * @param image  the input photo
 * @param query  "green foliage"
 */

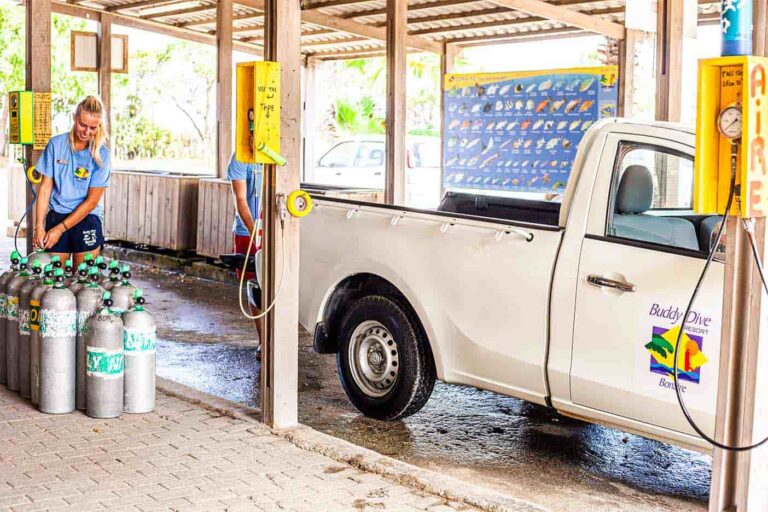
xmin=645 ymin=334 xmax=674 ymax=359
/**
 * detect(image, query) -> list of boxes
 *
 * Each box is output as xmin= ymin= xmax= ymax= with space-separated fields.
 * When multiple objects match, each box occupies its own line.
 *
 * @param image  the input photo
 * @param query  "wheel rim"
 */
xmin=348 ymin=320 xmax=399 ymax=398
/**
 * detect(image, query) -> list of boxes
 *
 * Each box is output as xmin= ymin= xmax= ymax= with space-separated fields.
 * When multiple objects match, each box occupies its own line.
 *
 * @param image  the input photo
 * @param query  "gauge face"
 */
xmin=718 ymin=105 xmax=743 ymax=140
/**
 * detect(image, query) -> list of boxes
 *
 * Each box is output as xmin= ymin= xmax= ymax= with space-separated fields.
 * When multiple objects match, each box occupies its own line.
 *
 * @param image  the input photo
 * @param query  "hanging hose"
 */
xmin=14 ymin=158 xmax=38 ymax=256
xmin=237 ymin=165 xmax=287 ymax=321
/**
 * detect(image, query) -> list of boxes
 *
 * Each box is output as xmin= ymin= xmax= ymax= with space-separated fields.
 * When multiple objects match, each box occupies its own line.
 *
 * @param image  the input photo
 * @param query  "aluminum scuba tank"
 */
xmin=17 ymin=260 xmax=43 ymax=398
xmin=27 ymin=249 xmax=52 ymax=270
xmin=69 ymin=263 xmax=89 ymax=295
xmin=75 ymin=268 xmax=105 ymax=411
xmin=39 ymin=268 xmax=77 ymax=414
xmin=86 ymin=291 xmax=124 ymax=418
xmin=6 ymin=258 xmax=31 ymax=391
xmin=64 ymin=259 xmax=74 ymax=286
xmin=0 ymin=250 xmax=22 ymax=385
xmin=123 ymin=289 xmax=156 ymax=413
xmin=30 ymin=265 xmax=54 ymax=405
xmin=95 ymin=256 xmax=108 ymax=284
xmin=103 ymin=260 xmax=121 ymax=291
xmin=111 ymin=266 xmax=136 ymax=314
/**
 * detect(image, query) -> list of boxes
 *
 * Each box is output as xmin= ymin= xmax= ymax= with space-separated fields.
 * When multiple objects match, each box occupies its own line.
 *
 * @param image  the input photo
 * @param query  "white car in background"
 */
xmin=311 ymin=136 xmax=442 ymax=209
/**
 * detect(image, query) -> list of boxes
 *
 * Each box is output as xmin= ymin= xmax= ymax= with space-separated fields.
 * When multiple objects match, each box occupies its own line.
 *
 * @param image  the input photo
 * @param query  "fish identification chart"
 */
xmin=443 ymin=66 xmax=619 ymax=194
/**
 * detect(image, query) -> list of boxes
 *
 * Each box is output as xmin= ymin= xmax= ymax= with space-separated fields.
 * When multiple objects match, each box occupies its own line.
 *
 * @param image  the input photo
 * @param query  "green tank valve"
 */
xmin=133 ymin=288 xmax=143 ymax=299
xmin=32 ymin=259 xmax=42 ymax=269
xmin=51 ymin=255 xmax=60 ymax=262
xmin=65 ymin=259 xmax=73 ymax=269
xmin=95 ymin=255 xmax=105 ymax=265
xmin=20 ymin=257 xmax=28 ymax=265
xmin=85 ymin=254 xmax=95 ymax=264
xmin=102 ymin=291 xmax=112 ymax=300
xmin=109 ymin=260 xmax=119 ymax=270
xmin=44 ymin=264 xmax=53 ymax=274
xmin=54 ymin=268 xmax=64 ymax=277
xmin=120 ymin=264 xmax=130 ymax=273
xmin=88 ymin=267 xmax=99 ymax=276
xmin=10 ymin=250 xmax=21 ymax=260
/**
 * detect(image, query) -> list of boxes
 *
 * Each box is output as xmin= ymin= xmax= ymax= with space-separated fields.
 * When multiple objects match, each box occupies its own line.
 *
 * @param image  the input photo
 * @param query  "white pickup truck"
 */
xmin=299 ymin=119 xmax=724 ymax=451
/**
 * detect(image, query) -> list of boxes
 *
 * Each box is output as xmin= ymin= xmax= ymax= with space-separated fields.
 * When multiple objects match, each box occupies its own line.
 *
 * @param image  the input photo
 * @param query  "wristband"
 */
xmin=61 ymin=221 xmax=69 ymax=232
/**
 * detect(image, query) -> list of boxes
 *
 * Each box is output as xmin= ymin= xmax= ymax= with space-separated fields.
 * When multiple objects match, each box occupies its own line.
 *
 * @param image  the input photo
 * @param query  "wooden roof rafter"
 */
xmin=141 ymin=3 xmax=216 ymax=20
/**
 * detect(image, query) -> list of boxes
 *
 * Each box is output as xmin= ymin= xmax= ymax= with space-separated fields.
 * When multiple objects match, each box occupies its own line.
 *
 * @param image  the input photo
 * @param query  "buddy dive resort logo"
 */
xmin=645 ymin=304 xmax=711 ymax=388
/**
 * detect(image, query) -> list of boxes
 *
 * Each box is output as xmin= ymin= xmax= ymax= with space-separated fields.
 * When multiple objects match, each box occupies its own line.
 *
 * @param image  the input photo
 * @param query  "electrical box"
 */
xmin=8 ymin=91 xmax=34 ymax=145
xmin=235 ymin=61 xmax=281 ymax=164
xmin=7 ymin=90 xmax=52 ymax=150
xmin=694 ymin=56 xmax=768 ymax=218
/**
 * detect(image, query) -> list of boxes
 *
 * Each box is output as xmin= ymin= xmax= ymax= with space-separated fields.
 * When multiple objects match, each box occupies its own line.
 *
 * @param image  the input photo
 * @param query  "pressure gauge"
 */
xmin=718 ymin=105 xmax=743 ymax=140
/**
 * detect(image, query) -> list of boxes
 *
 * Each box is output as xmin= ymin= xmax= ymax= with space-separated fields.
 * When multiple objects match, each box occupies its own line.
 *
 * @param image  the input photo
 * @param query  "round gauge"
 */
xmin=718 ymin=105 xmax=743 ymax=140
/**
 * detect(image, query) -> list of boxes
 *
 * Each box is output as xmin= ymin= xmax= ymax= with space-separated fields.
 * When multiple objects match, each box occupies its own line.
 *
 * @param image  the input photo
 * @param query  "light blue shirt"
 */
xmin=226 ymin=154 xmax=263 ymax=236
xmin=37 ymin=133 xmax=111 ymax=218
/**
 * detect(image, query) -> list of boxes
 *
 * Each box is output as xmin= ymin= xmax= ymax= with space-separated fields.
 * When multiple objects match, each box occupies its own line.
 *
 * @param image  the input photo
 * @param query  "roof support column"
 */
xmin=302 ymin=57 xmax=319 ymax=184
xmin=385 ymin=0 xmax=407 ymax=205
xmin=440 ymin=43 xmax=460 ymax=201
xmin=709 ymin=14 xmax=768 ymax=512
xmin=260 ymin=0 xmax=301 ymax=429
xmin=654 ymin=0 xmax=695 ymax=122
xmin=25 ymin=0 xmax=51 ymax=254
xmin=216 ymin=0 xmax=233 ymax=178
xmin=617 ymin=29 xmax=639 ymax=118
xmin=98 ymin=13 xmax=112 ymax=137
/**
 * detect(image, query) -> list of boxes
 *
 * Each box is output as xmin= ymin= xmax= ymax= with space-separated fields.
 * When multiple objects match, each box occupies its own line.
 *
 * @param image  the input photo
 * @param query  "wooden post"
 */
xmin=216 ymin=0 xmax=233 ymax=179
xmin=617 ymin=29 xmax=638 ymax=118
xmin=385 ymin=0 xmax=406 ymax=205
xmin=655 ymin=0 xmax=683 ymax=122
xmin=261 ymin=0 xmax=301 ymax=428
xmin=439 ymin=43 xmax=460 ymax=202
xmin=708 ymin=18 xmax=768 ymax=512
xmin=25 ymin=0 xmax=51 ymax=254
xmin=302 ymin=57 xmax=318 ymax=184
xmin=98 ymin=12 xmax=112 ymax=135
xmin=756 ymin=1 xmax=768 ymax=57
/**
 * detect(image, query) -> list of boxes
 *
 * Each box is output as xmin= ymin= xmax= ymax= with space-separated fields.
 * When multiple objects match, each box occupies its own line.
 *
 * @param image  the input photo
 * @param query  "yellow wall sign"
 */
xmin=33 ymin=92 xmax=52 ymax=151
xmin=695 ymin=56 xmax=768 ymax=218
xmin=235 ymin=61 xmax=280 ymax=165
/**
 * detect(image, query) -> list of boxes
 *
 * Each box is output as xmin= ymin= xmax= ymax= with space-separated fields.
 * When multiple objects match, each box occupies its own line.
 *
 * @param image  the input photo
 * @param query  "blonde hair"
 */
xmin=70 ymin=95 xmax=109 ymax=165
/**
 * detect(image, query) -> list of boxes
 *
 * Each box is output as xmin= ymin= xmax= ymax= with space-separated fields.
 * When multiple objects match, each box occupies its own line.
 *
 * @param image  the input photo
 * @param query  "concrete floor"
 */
xmin=0 ymin=237 xmax=711 ymax=512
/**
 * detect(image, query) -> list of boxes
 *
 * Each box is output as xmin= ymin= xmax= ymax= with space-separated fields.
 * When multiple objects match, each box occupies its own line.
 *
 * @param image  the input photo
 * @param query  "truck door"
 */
xmin=569 ymin=133 xmax=723 ymax=437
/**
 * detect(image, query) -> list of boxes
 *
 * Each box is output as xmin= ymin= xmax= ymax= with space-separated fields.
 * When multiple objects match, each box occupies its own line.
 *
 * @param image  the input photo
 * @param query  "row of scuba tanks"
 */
xmin=0 ymin=249 xmax=156 ymax=418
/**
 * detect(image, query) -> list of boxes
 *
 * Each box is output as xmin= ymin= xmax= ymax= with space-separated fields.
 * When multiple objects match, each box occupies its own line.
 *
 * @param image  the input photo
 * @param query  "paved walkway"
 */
xmin=0 ymin=385 xmax=479 ymax=512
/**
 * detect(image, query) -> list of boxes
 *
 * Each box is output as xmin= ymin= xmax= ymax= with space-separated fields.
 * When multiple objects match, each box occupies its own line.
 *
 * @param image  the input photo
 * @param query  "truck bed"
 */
xmin=438 ymin=191 xmax=561 ymax=227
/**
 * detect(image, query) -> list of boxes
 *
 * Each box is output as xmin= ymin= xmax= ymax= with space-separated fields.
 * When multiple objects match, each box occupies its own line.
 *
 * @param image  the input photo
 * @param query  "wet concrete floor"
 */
xmin=0 ymin=238 xmax=710 ymax=512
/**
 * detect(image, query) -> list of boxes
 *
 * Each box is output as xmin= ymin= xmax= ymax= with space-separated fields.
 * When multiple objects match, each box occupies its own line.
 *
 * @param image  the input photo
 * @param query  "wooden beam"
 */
xmin=301 ymin=37 xmax=369 ymax=48
xmin=216 ymin=0 xmax=232 ymax=179
xmin=306 ymin=46 xmax=385 ymax=57
xmin=98 ymin=12 xmax=112 ymax=135
xmin=25 ymin=0 xmax=51 ymax=254
xmin=755 ymin=0 xmax=768 ymax=56
xmin=236 ymin=0 xmax=443 ymax=53
xmin=52 ymin=1 xmax=262 ymax=55
xmin=141 ymin=3 xmax=215 ymax=20
xmin=178 ymin=11 xmax=259 ymax=27
xmin=314 ymin=51 xmax=386 ymax=60
xmin=261 ymin=0 xmax=302 ymax=429
xmin=385 ymin=0 xmax=406 ymax=205
xmin=617 ymin=28 xmax=640 ymax=118
xmin=483 ymin=0 xmax=624 ymax=39
xmin=449 ymin=25 xmax=583 ymax=45
xmin=440 ymin=42 xmax=460 ymax=201
xmin=341 ymin=0 xmax=609 ymax=20
xmin=655 ymin=0 xmax=684 ymax=121
xmin=107 ymin=0 xmax=185 ymax=12
xmin=303 ymin=0 xmax=376 ymax=9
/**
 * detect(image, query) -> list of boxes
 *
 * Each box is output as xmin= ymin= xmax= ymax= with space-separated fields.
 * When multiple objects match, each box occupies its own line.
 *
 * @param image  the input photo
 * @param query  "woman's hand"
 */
xmin=43 ymin=225 xmax=65 ymax=250
xmin=33 ymin=224 xmax=47 ymax=250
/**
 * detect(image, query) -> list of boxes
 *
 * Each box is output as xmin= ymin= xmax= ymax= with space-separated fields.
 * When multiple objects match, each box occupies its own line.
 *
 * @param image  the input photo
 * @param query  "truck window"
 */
xmin=318 ymin=141 xmax=357 ymax=168
xmin=606 ymin=144 xmax=699 ymax=252
xmin=356 ymin=142 xmax=385 ymax=167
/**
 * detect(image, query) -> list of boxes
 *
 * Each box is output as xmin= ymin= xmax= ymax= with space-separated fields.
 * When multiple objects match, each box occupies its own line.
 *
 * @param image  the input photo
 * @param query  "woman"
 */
xmin=228 ymin=153 xmax=264 ymax=346
xmin=34 ymin=96 xmax=111 ymax=266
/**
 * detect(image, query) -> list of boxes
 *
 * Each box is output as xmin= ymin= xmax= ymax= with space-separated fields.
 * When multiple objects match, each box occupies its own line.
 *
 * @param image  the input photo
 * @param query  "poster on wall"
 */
xmin=443 ymin=66 xmax=619 ymax=194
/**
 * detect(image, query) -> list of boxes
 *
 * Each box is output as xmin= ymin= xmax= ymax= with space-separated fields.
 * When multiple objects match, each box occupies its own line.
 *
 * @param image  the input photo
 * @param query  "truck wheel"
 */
xmin=337 ymin=295 xmax=435 ymax=420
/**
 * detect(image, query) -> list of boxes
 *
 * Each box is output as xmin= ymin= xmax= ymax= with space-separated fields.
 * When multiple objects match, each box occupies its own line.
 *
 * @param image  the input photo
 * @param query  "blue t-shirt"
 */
xmin=226 ymin=155 xmax=263 ymax=236
xmin=37 ymin=133 xmax=111 ymax=218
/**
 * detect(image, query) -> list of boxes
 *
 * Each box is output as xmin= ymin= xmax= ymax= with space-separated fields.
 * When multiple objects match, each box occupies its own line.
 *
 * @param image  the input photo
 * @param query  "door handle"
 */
xmin=587 ymin=274 xmax=636 ymax=293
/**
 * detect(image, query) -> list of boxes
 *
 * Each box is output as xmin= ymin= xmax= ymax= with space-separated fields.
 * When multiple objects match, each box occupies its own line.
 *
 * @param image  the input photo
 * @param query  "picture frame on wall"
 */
xmin=71 ymin=31 xmax=129 ymax=73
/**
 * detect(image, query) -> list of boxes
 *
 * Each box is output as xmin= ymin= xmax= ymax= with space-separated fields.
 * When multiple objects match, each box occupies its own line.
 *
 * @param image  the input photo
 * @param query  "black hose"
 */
xmin=14 ymin=162 xmax=38 ymax=256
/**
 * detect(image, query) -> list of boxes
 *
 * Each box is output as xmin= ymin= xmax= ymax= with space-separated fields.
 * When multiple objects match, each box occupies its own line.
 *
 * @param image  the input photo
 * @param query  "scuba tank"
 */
xmin=103 ymin=260 xmax=121 ymax=291
xmin=69 ymin=263 xmax=89 ymax=295
xmin=5 ymin=258 xmax=31 ymax=391
xmin=111 ymin=265 xmax=136 ymax=314
xmin=39 ymin=268 xmax=77 ymax=414
xmin=0 ymin=250 xmax=22 ymax=385
xmin=30 ymin=265 xmax=54 ymax=405
xmin=86 ymin=291 xmax=124 ymax=418
xmin=64 ymin=259 xmax=74 ymax=286
xmin=123 ymin=289 xmax=156 ymax=413
xmin=83 ymin=253 xmax=95 ymax=271
xmin=95 ymin=256 xmax=108 ymax=284
xmin=17 ymin=260 xmax=43 ymax=398
xmin=75 ymin=267 xmax=105 ymax=411
xmin=27 ymin=249 xmax=52 ymax=270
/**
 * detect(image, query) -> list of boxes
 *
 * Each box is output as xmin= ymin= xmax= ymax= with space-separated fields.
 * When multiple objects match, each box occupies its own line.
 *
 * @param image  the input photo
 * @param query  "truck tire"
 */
xmin=337 ymin=295 xmax=435 ymax=420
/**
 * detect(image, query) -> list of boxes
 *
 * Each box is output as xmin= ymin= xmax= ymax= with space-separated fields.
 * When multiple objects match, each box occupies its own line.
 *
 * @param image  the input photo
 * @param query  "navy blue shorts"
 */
xmin=45 ymin=210 xmax=104 ymax=254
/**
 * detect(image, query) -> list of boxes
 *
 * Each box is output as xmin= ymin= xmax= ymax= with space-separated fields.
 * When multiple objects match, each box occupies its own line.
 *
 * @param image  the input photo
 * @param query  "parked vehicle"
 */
xmin=311 ymin=136 xmax=442 ymax=209
xmin=300 ymin=119 xmax=724 ymax=451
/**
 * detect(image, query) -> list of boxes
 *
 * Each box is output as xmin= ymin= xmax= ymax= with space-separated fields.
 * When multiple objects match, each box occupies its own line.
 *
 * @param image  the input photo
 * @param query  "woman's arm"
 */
xmin=231 ymin=179 xmax=257 ymax=235
xmin=34 ymin=176 xmax=54 ymax=249
xmin=43 ymin=187 xmax=105 ymax=249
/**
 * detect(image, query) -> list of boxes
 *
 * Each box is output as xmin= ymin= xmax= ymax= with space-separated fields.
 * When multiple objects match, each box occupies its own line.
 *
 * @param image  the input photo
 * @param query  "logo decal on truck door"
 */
xmin=645 ymin=325 xmax=708 ymax=384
